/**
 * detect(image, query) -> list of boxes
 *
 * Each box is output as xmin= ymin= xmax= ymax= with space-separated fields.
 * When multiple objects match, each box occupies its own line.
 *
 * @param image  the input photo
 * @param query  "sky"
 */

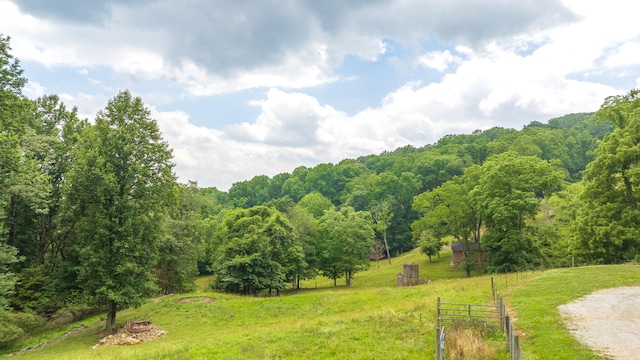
xmin=2 ymin=0 xmax=640 ymax=191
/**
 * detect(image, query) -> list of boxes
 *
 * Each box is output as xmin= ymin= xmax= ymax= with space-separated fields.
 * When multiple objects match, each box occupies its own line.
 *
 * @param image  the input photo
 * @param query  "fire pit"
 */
xmin=126 ymin=320 xmax=153 ymax=333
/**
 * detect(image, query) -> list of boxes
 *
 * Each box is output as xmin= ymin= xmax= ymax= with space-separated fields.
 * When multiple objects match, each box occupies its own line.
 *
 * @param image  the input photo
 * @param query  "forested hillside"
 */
xmin=2 ymin=33 xmax=639 ymax=349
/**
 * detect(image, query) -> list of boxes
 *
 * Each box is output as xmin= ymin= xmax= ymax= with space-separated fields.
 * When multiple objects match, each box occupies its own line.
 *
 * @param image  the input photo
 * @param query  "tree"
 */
xmin=297 ymin=191 xmax=334 ymax=219
xmin=64 ymin=90 xmax=176 ymax=332
xmin=470 ymin=152 xmax=564 ymax=271
xmin=412 ymin=167 xmax=482 ymax=276
xmin=575 ymin=89 xmax=640 ymax=263
xmin=416 ymin=231 xmax=443 ymax=263
xmin=368 ymin=238 xmax=386 ymax=267
xmin=155 ymin=182 xmax=207 ymax=295
xmin=214 ymin=206 xmax=303 ymax=295
xmin=286 ymin=205 xmax=317 ymax=288
xmin=371 ymin=203 xmax=393 ymax=264
xmin=316 ymin=207 xmax=374 ymax=286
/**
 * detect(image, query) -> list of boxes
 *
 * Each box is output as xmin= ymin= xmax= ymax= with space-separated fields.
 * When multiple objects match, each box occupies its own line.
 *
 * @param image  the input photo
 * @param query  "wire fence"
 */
xmin=435 ymin=277 xmax=525 ymax=360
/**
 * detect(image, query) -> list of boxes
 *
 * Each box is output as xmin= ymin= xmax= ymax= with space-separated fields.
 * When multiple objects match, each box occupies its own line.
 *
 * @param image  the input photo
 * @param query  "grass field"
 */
xmin=2 ymin=248 xmax=639 ymax=359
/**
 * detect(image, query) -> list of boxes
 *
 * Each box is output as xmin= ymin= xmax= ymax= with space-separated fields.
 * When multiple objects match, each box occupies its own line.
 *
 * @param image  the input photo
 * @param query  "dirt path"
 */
xmin=558 ymin=286 xmax=640 ymax=360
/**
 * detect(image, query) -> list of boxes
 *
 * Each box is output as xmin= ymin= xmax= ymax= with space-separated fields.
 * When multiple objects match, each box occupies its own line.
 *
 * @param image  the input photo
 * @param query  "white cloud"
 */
xmin=416 ymin=50 xmax=462 ymax=72
xmin=23 ymin=81 xmax=45 ymax=98
xmin=603 ymin=42 xmax=640 ymax=69
xmin=4 ymin=0 xmax=640 ymax=191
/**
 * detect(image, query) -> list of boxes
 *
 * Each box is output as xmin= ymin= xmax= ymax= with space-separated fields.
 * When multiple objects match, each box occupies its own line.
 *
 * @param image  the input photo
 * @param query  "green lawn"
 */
xmin=2 ymin=249 xmax=638 ymax=359
xmin=503 ymin=265 xmax=640 ymax=360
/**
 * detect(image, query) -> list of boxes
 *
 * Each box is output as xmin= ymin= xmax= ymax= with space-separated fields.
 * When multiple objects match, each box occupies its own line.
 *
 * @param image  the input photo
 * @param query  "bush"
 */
xmin=0 ymin=310 xmax=45 ymax=348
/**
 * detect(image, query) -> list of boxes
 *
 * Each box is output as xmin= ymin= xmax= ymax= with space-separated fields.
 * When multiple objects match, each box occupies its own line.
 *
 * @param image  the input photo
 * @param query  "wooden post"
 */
xmin=505 ymin=269 xmax=508 ymax=288
xmin=491 ymin=276 xmax=495 ymax=301
xmin=498 ymin=296 xmax=504 ymax=331
xmin=435 ymin=325 xmax=440 ymax=360
xmin=505 ymin=315 xmax=511 ymax=352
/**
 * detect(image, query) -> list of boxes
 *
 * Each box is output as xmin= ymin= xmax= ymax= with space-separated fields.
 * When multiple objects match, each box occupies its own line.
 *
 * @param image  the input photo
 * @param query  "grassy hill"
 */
xmin=2 ymin=249 xmax=639 ymax=359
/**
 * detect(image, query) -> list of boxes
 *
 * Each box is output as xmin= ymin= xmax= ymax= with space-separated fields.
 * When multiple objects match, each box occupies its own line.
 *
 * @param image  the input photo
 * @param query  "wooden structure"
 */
xmin=450 ymin=241 xmax=488 ymax=266
xmin=402 ymin=263 xmax=419 ymax=286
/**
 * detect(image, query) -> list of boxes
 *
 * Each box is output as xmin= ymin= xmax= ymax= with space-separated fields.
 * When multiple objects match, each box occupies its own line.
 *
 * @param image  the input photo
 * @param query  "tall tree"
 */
xmin=64 ymin=90 xmax=176 ymax=332
xmin=412 ymin=166 xmax=482 ymax=276
xmin=0 ymin=35 xmax=29 ymax=317
xmin=575 ymin=89 xmax=640 ymax=263
xmin=470 ymin=152 xmax=564 ymax=271
xmin=155 ymin=182 xmax=207 ymax=295
xmin=316 ymin=207 xmax=374 ymax=286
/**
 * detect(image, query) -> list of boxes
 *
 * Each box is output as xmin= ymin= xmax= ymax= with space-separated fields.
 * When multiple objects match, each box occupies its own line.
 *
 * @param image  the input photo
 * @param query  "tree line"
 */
xmin=1 ymin=33 xmax=639 ymax=347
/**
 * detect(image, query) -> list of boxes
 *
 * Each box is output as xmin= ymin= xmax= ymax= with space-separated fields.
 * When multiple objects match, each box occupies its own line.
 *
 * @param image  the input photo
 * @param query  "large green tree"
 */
xmin=316 ymin=207 xmax=374 ymax=286
xmin=470 ymin=152 xmax=564 ymax=271
xmin=575 ymin=89 xmax=640 ymax=263
xmin=64 ymin=90 xmax=176 ymax=332
xmin=214 ymin=206 xmax=303 ymax=295
xmin=412 ymin=166 xmax=483 ymax=276
xmin=155 ymin=181 xmax=208 ymax=295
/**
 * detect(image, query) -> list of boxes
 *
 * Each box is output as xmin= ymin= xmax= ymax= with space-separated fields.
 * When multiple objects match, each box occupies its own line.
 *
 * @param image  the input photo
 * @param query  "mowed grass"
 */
xmin=2 ymin=248 xmax=638 ymax=359
xmin=503 ymin=264 xmax=640 ymax=360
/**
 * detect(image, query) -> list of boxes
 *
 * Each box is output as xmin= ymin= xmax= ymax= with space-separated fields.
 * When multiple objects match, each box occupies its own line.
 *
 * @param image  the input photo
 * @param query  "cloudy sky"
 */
xmin=2 ymin=0 xmax=639 ymax=190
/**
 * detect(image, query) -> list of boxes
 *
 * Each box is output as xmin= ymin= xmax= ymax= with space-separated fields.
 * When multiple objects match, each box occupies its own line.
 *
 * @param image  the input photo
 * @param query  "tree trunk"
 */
xmin=106 ymin=300 xmax=117 ymax=333
xmin=383 ymin=230 xmax=391 ymax=265
xmin=37 ymin=214 xmax=49 ymax=265
xmin=345 ymin=271 xmax=351 ymax=287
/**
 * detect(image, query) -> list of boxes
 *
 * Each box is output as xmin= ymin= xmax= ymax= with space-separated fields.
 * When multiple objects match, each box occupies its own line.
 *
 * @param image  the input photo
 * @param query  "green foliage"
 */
xmin=471 ymin=152 xmax=564 ymax=271
xmin=297 ymin=191 xmax=334 ymax=219
xmin=416 ymin=230 xmax=443 ymax=262
xmin=155 ymin=182 xmax=209 ymax=294
xmin=575 ymin=89 xmax=640 ymax=263
xmin=214 ymin=206 xmax=303 ymax=294
xmin=0 ymin=310 xmax=44 ymax=348
xmin=316 ymin=207 xmax=375 ymax=286
xmin=0 ymin=34 xmax=26 ymax=94
xmin=0 ymin=243 xmax=21 ymax=310
xmin=63 ymin=90 xmax=176 ymax=331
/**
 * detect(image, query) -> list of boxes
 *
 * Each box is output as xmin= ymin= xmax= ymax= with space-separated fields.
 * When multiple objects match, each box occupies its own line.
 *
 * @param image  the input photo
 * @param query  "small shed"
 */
xmin=450 ymin=242 xmax=488 ymax=266
xmin=403 ymin=263 xmax=419 ymax=286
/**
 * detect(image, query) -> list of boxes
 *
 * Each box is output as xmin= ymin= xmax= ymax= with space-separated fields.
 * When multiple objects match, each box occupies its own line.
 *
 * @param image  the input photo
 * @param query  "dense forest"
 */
xmin=1 ymin=33 xmax=639 ymax=346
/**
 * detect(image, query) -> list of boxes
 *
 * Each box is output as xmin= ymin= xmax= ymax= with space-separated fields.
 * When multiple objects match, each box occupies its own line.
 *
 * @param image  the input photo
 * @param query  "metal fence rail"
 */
xmin=435 ymin=277 xmax=525 ymax=360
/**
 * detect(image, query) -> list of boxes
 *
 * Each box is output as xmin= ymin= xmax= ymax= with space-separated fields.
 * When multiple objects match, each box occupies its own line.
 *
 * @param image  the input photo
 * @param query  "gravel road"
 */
xmin=558 ymin=286 xmax=640 ymax=360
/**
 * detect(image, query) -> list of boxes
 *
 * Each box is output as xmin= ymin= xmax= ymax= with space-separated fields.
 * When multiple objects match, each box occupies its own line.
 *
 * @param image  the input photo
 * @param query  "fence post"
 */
xmin=505 ymin=315 xmax=511 ymax=352
xmin=498 ymin=296 xmax=504 ymax=331
xmin=439 ymin=326 xmax=445 ymax=360
xmin=491 ymin=276 xmax=495 ymax=301
xmin=436 ymin=297 xmax=441 ymax=360
xmin=435 ymin=324 xmax=439 ymax=360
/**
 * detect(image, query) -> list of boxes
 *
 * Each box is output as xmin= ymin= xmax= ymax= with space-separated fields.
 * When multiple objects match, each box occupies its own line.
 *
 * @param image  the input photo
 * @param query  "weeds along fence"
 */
xmin=435 ymin=277 xmax=525 ymax=360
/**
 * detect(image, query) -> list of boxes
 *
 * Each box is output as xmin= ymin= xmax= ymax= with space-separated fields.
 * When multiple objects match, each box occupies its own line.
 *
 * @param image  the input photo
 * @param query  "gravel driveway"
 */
xmin=558 ymin=286 xmax=640 ymax=359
